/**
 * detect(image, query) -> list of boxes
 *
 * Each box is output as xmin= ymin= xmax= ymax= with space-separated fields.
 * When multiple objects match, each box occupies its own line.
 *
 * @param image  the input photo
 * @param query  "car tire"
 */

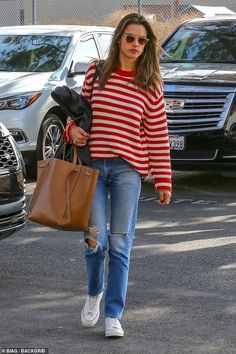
xmin=27 ymin=114 xmax=64 ymax=178
xmin=37 ymin=114 xmax=64 ymax=161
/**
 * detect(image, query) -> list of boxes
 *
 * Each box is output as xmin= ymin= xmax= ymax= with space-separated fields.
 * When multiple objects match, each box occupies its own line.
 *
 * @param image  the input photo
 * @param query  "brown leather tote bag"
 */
xmin=28 ymin=147 xmax=99 ymax=231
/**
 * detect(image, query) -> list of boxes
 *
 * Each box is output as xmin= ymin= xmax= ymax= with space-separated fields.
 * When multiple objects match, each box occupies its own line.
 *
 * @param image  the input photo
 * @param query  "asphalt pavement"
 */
xmin=0 ymin=171 xmax=236 ymax=354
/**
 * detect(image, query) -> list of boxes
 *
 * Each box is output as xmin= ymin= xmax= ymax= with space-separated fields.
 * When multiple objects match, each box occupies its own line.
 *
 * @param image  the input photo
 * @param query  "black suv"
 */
xmin=0 ymin=122 xmax=26 ymax=240
xmin=160 ymin=16 xmax=236 ymax=171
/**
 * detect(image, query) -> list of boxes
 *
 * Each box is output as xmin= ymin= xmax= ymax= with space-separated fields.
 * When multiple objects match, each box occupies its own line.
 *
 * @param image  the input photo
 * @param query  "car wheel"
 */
xmin=37 ymin=114 xmax=64 ymax=160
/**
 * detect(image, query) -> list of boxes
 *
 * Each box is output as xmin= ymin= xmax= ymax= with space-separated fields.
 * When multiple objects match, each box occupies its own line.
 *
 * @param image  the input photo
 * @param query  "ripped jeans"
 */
xmin=84 ymin=158 xmax=141 ymax=319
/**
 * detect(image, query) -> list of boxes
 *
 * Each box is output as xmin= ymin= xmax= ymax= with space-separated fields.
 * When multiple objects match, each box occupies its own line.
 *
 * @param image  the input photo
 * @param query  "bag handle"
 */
xmin=72 ymin=146 xmax=83 ymax=165
xmin=61 ymin=143 xmax=83 ymax=165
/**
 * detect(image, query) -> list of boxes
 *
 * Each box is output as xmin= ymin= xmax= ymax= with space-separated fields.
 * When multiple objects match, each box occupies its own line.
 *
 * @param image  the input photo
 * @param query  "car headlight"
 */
xmin=0 ymin=92 xmax=41 ymax=110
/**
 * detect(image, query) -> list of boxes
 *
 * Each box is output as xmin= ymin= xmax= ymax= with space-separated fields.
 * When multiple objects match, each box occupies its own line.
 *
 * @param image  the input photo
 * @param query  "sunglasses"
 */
xmin=123 ymin=34 xmax=149 ymax=46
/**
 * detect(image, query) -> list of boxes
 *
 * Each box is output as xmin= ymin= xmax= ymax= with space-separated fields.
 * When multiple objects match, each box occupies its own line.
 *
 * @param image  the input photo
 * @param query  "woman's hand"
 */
xmin=156 ymin=190 xmax=172 ymax=205
xmin=70 ymin=126 xmax=89 ymax=146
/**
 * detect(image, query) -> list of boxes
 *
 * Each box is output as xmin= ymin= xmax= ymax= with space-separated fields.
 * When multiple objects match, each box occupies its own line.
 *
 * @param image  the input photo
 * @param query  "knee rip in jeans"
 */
xmin=110 ymin=232 xmax=127 ymax=237
xmin=85 ymin=226 xmax=99 ymax=250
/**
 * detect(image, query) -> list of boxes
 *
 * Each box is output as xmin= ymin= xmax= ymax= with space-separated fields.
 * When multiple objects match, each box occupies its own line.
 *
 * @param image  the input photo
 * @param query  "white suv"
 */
xmin=0 ymin=25 xmax=114 ymax=176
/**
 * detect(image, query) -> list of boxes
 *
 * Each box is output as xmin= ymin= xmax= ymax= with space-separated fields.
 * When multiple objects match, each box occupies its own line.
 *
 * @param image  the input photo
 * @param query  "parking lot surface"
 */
xmin=1 ymin=172 xmax=236 ymax=354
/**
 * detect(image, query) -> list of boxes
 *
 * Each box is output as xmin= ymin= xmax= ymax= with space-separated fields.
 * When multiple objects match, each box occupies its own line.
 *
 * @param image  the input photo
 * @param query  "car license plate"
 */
xmin=169 ymin=135 xmax=185 ymax=150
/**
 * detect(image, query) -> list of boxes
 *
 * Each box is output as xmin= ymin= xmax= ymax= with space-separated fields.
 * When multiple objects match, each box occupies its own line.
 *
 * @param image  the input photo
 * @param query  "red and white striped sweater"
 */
xmin=64 ymin=63 xmax=172 ymax=192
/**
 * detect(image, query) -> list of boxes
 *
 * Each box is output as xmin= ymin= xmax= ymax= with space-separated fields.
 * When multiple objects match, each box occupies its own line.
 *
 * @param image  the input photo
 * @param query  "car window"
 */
xmin=0 ymin=35 xmax=71 ymax=72
xmin=161 ymin=21 xmax=236 ymax=63
xmin=97 ymin=33 xmax=112 ymax=57
xmin=72 ymin=34 xmax=99 ymax=72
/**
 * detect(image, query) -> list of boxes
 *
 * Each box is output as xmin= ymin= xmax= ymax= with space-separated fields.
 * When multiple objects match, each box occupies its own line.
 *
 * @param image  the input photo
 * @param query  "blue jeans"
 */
xmin=84 ymin=158 xmax=141 ymax=319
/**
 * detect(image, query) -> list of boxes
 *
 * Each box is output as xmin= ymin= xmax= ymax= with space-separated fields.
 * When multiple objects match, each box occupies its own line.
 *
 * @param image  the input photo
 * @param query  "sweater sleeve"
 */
xmin=63 ymin=62 xmax=97 ymax=143
xmin=80 ymin=62 xmax=97 ymax=101
xmin=63 ymin=116 xmax=75 ymax=143
xmin=143 ymin=86 xmax=172 ymax=192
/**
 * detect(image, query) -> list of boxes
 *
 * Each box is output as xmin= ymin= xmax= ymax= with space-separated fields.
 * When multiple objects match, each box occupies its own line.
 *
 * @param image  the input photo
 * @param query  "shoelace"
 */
xmin=87 ymin=296 xmax=99 ymax=314
xmin=107 ymin=319 xmax=120 ymax=329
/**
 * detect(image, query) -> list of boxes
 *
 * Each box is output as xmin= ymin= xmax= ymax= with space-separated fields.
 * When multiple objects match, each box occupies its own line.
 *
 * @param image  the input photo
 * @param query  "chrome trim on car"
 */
xmin=0 ymin=196 xmax=26 ymax=213
xmin=171 ymin=150 xmax=218 ymax=161
xmin=222 ymin=155 xmax=236 ymax=158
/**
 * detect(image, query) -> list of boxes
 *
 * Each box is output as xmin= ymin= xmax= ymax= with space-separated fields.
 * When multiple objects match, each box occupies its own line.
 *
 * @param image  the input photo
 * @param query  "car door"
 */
xmin=95 ymin=32 xmax=113 ymax=58
xmin=67 ymin=33 xmax=101 ymax=91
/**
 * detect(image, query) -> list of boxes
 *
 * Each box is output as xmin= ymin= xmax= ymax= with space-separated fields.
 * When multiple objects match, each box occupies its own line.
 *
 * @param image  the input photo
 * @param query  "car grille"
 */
xmin=164 ymin=87 xmax=235 ymax=133
xmin=0 ymin=136 xmax=18 ymax=169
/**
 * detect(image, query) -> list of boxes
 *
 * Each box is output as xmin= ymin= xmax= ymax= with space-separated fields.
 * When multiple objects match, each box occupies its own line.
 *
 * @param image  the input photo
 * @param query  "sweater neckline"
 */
xmin=114 ymin=68 xmax=135 ymax=77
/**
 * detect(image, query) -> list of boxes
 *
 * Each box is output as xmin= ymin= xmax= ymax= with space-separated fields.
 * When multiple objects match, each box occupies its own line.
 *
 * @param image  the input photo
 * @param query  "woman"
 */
xmin=65 ymin=13 xmax=172 ymax=337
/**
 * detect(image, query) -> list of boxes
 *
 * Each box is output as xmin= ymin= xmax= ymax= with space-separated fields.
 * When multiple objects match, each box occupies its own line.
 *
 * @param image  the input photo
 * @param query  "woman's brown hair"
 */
xmin=98 ymin=12 xmax=162 ymax=91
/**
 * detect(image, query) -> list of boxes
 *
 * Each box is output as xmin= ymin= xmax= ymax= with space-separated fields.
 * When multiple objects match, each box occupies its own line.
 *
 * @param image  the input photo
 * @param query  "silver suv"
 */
xmin=0 ymin=25 xmax=114 ymax=176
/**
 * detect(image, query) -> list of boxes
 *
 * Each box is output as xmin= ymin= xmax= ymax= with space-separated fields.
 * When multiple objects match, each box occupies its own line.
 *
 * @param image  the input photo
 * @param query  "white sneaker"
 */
xmin=105 ymin=317 xmax=124 ymax=337
xmin=81 ymin=292 xmax=103 ymax=328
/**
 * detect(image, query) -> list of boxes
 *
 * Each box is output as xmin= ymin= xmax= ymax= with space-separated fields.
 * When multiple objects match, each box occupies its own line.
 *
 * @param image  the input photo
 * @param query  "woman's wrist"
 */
xmin=67 ymin=122 xmax=76 ymax=138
